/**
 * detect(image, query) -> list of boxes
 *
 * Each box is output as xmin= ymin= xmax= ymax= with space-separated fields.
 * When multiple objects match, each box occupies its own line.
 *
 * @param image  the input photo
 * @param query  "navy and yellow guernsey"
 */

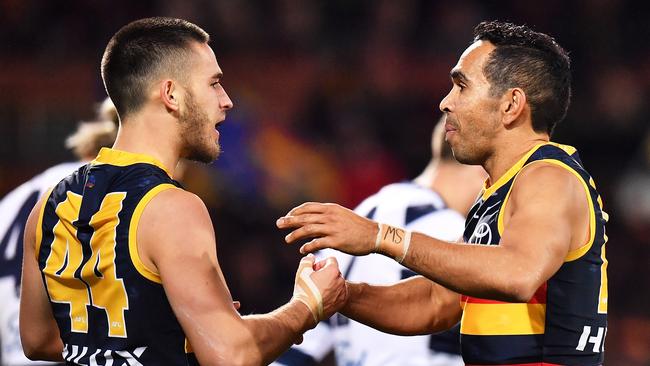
xmin=35 ymin=148 xmax=198 ymax=366
xmin=461 ymin=143 xmax=608 ymax=366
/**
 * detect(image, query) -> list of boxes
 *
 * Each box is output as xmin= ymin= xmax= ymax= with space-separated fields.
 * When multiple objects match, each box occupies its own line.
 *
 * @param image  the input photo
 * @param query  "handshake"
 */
xmin=281 ymin=202 xmax=414 ymax=326
xmin=291 ymin=254 xmax=347 ymax=326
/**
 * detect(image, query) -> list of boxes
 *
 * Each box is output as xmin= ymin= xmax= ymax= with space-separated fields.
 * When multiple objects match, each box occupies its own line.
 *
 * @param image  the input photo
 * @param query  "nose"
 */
xmin=439 ymin=89 xmax=452 ymax=113
xmin=219 ymin=87 xmax=234 ymax=110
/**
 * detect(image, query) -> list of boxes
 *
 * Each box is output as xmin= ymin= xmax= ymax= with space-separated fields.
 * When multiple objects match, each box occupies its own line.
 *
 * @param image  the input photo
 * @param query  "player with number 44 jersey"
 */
xmin=34 ymin=150 xmax=188 ymax=364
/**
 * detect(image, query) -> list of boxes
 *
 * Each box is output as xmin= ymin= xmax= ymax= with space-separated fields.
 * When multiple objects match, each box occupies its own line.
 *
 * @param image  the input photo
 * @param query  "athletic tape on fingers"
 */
xmin=375 ymin=222 xmax=412 ymax=263
xmin=293 ymin=260 xmax=324 ymax=322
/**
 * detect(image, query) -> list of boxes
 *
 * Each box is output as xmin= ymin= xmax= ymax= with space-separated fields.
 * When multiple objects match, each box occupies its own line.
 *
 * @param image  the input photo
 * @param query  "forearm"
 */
xmin=240 ymin=299 xmax=315 ymax=365
xmin=382 ymin=232 xmax=535 ymax=302
xmin=341 ymin=276 xmax=460 ymax=335
xmin=20 ymin=335 xmax=64 ymax=362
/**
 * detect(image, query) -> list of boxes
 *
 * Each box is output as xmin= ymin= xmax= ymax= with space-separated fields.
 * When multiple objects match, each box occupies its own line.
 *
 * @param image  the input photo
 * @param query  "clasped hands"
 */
xmin=281 ymin=202 xmax=402 ymax=326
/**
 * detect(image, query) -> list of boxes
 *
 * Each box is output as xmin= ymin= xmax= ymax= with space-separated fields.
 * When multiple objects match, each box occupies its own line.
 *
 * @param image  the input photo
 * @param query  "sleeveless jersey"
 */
xmin=461 ymin=143 xmax=608 ymax=365
xmin=35 ymin=148 xmax=197 ymax=366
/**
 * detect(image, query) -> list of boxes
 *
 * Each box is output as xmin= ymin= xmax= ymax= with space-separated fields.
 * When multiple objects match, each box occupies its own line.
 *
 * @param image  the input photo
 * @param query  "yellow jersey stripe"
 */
xmin=598 ymin=240 xmax=609 ymax=314
xmin=128 ymin=183 xmax=178 ymax=284
xmin=481 ymin=143 xmax=546 ymax=200
xmin=91 ymin=148 xmax=173 ymax=178
xmin=461 ymin=303 xmax=546 ymax=335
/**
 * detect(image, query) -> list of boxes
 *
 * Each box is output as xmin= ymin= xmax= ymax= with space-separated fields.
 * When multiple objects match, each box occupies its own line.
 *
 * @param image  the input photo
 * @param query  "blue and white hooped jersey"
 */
xmin=274 ymin=182 xmax=467 ymax=366
xmin=0 ymin=161 xmax=82 ymax=366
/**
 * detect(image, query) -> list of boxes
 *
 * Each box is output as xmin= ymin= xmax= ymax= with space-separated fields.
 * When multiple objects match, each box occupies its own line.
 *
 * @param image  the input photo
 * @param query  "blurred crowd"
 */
xmin=0 ymin=1 xmax=648 ymax=364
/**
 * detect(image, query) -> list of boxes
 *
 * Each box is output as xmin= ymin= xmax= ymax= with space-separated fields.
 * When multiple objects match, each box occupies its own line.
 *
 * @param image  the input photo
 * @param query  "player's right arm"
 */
xmin=138 ymin=188 xmax=347 ymax=366
xmin=342 ymin=275 xmax=462 ymax=336
xmin=19 ymin=194 xmax=65 ymax=361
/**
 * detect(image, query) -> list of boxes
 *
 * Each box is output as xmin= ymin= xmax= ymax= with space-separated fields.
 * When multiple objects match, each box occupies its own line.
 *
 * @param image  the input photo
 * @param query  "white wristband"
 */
xmin=374 ymin=222 xmax=383 ymax=251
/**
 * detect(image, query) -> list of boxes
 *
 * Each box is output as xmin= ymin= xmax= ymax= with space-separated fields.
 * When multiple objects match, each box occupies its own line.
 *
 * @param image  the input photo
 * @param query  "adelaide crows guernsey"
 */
xmin=35 ymin=148 xmax=197 ymax=365
xmin=461 ymin=143 xmax=608 ymax=365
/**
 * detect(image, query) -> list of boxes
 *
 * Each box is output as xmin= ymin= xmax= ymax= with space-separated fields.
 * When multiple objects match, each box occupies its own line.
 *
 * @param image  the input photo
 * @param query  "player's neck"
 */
xmin=483 ymin=132 xmax=549 ymax=188
xmin=413 ymin=160 xmax=437 ymax=191
xmin=426 ymin=162 xmax=484 ymax=216
xmin=112 ymin=114 xmax=181 ymax=178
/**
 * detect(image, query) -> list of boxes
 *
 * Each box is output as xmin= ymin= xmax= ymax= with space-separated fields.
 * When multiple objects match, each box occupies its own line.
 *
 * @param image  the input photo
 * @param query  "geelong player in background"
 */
xmin=0 ymin=98 xmax=117 ymax=366
xmin=273 ymin=118 xmax=484 ymax=366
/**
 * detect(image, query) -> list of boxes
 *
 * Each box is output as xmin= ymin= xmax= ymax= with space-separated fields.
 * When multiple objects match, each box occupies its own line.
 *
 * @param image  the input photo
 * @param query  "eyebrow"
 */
xmin=210 ymin=72 xmax=223 ymax=80
xmin=450 ymin=69 xmax=469 ymax=84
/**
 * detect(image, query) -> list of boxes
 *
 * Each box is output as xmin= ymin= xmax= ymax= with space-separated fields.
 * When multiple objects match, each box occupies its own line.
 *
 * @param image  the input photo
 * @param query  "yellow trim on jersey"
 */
xmin=546 ymin=141 xmax=577 ymax=156
xmin=598 ymin=238 xmax=609 ymax=314
xmin=589 ymin=176 xmax=610 ymax=222
xmin=460 ymin=303 xmax=546 ymax=335
xmin=128 ymin=183 xmax=178 ymax=283
xmin=482 ymin=142 xmax=579 ymax=201
xmin=497 ymin=183 xmax=513 ymax=236
xmin=92 ymin=148 xmax=173 ymax=177
xmin=493 ymin=145 xmax=597 ymax=257
xmin=481 ymin=143 xmax=546 ymax=201
xmin=34 ymin=187 xmax=55 ymax=260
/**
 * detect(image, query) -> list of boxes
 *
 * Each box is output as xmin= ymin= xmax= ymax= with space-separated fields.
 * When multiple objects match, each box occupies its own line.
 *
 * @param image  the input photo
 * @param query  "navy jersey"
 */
xmin=35 ymin=148 xmax=197 ymax=366
xmin=461 ymin=143 xmax=608 ymax=366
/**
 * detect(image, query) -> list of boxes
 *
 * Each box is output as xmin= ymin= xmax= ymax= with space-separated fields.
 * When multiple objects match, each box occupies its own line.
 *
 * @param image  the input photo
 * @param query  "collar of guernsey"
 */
xmin=479 ymin=142 xmax=576 ymax=201
xmin=92 ymin=147 xmax=173 ymax=178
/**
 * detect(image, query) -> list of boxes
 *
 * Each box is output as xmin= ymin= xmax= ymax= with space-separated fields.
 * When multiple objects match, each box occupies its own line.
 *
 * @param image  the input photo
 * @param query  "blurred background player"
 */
xmin=273 ymin=117 xmax=485 ymax=366
xmin=0 ymin=98 xmax=118 ymax=366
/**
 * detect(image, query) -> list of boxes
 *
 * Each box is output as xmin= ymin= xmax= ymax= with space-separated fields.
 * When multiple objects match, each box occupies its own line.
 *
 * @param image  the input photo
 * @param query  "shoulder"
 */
xmin=35 ymin=162 xmax=85 ymax=194
xmin=511 ymin=160 xmax=587 ymax=212
xmin=516 ymin=160 xmax=583 ymax=192
xmin=140 ymin=187 xmax=211 ymax=228
xmin=137 ymin=187 xmax=216 ymax=268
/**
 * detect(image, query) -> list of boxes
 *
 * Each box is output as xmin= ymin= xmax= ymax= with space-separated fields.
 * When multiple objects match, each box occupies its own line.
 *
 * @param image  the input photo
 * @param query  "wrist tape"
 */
xmin=294 ymin=260 xmax=324 ymax=323
xmin=374 ymin=222 xmax=412 ymax=263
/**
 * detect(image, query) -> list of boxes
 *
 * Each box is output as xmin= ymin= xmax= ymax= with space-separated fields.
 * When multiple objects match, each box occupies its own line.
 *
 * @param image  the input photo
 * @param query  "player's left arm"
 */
xmin=19 ymin=195 xmax=64 ymax=361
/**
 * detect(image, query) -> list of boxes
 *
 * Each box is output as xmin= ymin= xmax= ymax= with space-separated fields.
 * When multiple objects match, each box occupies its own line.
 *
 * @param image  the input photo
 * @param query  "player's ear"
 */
xmin=501 ymin=87 xmax=527 ymax=127
xmin=160 ymin=79 xmax=181 ymax=113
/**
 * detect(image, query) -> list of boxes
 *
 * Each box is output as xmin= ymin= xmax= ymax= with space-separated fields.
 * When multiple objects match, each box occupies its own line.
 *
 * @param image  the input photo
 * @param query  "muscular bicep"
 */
xmin=498 ymin=163 xmax=589 ymax=293
xmin=138 ymin=189 xmax=249 ymax=363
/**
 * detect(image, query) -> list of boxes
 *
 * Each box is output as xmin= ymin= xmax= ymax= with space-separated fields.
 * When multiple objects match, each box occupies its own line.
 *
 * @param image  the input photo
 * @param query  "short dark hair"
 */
xmin=101 ymin=17 xmax=209 ymax=119
xmin=473 ymin=21 xmax=571 ymax=135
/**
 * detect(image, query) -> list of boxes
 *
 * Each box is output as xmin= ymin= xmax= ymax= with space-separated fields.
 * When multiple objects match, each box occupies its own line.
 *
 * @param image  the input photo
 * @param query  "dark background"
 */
xmin=0 ymin=1 xmax=648 ymax=364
